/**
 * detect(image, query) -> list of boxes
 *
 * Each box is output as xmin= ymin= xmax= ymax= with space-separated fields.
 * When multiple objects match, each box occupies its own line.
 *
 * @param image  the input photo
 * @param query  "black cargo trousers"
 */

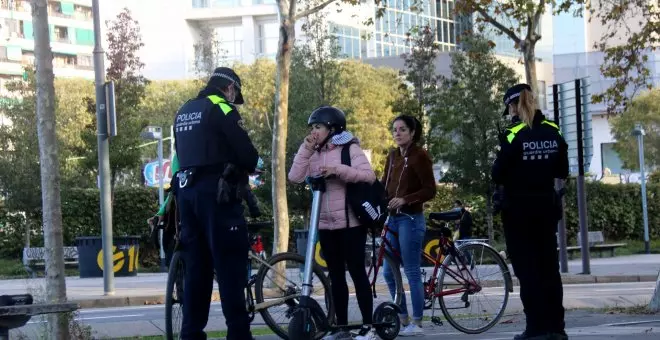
xmin=502 ymin=204 xmax=566 ymax=336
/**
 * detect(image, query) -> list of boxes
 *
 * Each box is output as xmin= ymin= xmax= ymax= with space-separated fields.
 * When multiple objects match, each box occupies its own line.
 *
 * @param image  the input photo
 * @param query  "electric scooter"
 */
xmin=288 ymin=175 xmax=401 ymax=340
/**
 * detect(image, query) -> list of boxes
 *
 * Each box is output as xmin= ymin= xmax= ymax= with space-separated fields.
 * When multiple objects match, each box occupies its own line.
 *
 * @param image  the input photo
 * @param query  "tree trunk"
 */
xmin=523 ymin=41 xmax=539 ymax=98
xmin=31 ymin=0 xmax=70 ymax=338
xmin=272 ymin=0 xmax=296 ymax=255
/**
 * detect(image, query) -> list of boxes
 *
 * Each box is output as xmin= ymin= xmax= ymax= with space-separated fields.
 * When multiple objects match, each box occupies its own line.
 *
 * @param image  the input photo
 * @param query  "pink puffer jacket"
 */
xmin=288 ymin=138 xmax=376 ymax=230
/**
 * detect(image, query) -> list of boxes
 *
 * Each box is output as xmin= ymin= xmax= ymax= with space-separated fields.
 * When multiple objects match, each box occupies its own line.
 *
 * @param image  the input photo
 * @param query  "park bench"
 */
xmin=0 ymin=293 xmax=79 ymax=340
xmin=561 ymin=231 xmax=627 ymax=260
xmin=22 ymin=247 xmax=79 ymax=277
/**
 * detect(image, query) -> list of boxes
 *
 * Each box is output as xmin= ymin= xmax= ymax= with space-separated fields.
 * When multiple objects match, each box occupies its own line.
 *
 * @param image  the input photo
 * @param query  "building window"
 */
xmin=21 ymin=50 xmax=35 ymax=65
xmin=53 ymin=25 xmax=69 ymax=43
xmin=53 ymin=53 xmax=76 ymax=68
xmin=20 ymin=20 xmax=33 ymax=39
xmin=192 ymin=0 xmax=240 ymax=8
xmin=330 ymin=23 xmax=362 ymax=59
xmin=215 ymin=25 xmax=243 ymax=61
xmin=601 ymin=143 xmax=625 ymax=176
xmin=78 ymin=54 xmax=93 ymax=68
xmin=258 ymin=22 xmax=278 ymax=59
xmin=73 ymin=4 xmax=92 ymax=20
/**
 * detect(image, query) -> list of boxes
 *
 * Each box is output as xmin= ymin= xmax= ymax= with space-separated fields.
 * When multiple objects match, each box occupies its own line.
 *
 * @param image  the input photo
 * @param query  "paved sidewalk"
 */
xmin=0 ymin=254 xmax=658 ymax=309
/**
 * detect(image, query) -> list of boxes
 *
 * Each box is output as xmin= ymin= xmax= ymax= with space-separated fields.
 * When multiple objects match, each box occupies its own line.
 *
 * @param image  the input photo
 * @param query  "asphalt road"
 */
xmin=9 ymin=281 xmax=659 ymax=339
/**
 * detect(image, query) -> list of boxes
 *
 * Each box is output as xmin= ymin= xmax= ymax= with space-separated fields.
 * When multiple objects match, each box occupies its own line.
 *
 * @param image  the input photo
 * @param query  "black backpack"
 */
xmin=340 ymin=142 xmax=388 ymax=229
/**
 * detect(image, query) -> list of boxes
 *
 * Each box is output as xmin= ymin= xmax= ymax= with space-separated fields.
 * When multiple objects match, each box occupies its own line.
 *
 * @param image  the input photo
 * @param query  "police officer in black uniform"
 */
xmin=492 ymin=83 xmax=569 ymax=340
xmin=173 ymin=67 xmax=259 ymax=340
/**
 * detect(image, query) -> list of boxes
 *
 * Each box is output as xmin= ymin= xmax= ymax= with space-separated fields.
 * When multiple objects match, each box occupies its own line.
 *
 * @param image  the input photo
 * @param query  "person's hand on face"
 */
xmin=303 ymin=134 xmax=316 ymax=150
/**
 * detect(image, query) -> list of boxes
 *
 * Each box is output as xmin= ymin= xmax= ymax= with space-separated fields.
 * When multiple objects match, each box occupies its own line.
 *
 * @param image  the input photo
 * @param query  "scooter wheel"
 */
xmin=288 ymin=307 xmax=317 ymax=340
xmin=373 ymin=302 xmax=401 ymax=340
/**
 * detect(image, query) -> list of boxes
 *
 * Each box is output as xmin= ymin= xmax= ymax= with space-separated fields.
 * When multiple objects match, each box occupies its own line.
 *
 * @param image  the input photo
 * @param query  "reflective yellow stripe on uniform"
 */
xmin=207 ymin=95 xmax=233 ymax=115
xmin=506 ymin=120 xmax=562 ymax=143
xmin=506 ymin=122 xmax=526 ymax=143
xmin=542 ymin=120 xmax=562 ymax=135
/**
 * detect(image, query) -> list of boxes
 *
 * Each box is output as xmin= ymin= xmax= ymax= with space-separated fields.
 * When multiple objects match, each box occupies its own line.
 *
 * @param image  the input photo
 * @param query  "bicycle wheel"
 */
xmin=255 ymin=252 xmax=333 ymax=340
xmin=436 ymin=242 xmax=510 ymax=334
xmin=165 ymin=251 xmax=185 ymax=340
xmin=368 ymin=251 xmax=404 ymax=308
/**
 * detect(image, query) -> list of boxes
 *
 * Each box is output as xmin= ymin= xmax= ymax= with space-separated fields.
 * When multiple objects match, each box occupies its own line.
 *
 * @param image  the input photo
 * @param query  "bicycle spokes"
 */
xmin=430 ymin=242 xmax=511 ymax=334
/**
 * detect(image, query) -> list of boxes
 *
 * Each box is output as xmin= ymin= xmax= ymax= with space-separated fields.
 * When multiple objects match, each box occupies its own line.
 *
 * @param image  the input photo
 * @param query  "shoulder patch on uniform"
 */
xmin=237 ymin=119 xmax=245 ymax=130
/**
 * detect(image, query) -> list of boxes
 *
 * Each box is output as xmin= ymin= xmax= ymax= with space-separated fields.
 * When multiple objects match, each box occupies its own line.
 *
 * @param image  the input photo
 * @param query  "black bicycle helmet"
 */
xmin=307 ymin=106 xmax=346 ymax=135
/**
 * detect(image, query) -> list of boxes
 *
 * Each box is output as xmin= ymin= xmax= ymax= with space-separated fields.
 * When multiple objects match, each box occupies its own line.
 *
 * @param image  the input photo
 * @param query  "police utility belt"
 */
xmin=177 ymin=163 xmax=247 ymax=204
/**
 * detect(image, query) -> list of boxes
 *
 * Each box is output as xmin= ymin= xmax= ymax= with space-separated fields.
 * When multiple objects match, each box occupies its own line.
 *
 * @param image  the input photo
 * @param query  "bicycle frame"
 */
xmin=245 ymin=233 xmax=303 ymax=313
xmin=368 ymin=223 xmax=481 ymax=299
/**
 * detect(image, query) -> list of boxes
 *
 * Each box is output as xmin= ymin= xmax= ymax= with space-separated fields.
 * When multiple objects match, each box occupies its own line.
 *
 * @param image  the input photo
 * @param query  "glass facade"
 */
xmin=215 ymin=25 xmax=243 ymax=61
xmin=373 ymin=0 xmax=462 ymax=57
xmin=258 ymin=22 xmax=279 ymax=59
xmin=329 ymin=23 xmax=363 ymax=59
xmin=192 ymin=0 xmax=241 ymax=8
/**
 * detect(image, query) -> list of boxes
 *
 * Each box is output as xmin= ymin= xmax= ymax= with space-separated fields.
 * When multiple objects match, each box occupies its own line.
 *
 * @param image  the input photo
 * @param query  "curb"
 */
xmin=560 ymin=274 xmax=658 ymax=284
xmin=71 ymin=291 xmax=221 ymax=309
xmin=68 ymin=274 xmax=657 ymax=310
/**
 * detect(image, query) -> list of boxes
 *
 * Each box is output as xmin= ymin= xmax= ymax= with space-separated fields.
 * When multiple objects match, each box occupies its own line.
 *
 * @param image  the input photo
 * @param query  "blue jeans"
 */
xmin=382 ymin=213 xmax=426 ymax=321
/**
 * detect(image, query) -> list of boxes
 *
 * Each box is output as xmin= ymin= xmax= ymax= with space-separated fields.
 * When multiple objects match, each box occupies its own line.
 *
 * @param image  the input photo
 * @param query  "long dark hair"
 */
xmin=392 ymin=114 xmax=422 ymax=144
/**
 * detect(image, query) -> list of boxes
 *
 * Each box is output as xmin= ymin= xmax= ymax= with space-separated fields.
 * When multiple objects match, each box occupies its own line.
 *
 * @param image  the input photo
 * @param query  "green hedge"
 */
xmin=562 ymin=181 xmax=660 ymax=242
xmin=1 ymin=181 xmax=657 ymax=260
xmin=421 ymin=181 xmax=660 ymax=245
xmin=0 ymin=188 xmax=159 ymax=260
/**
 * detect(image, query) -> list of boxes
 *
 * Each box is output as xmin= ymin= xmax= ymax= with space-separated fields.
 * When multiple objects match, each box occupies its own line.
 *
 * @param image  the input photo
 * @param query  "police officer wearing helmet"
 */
xmin=492 ymin=83 xmax=569 ymax=340
xmin=173 ymin=67 xmax=259 ymax=340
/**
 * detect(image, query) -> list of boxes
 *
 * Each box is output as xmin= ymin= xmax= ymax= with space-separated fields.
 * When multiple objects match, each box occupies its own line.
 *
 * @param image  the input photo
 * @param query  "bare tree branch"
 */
xmin=531 ymin=0 xmax=546 ymax=42
xmin=475 ymin=7 xmax=521 ymax=44
xmin=294 ymin=0 xmax=337 ymax=21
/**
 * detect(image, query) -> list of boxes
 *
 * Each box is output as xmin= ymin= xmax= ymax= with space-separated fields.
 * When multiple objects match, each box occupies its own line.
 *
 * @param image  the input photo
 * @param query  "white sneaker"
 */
xmin=322 ymin=330 xmax=352 ymax=340
xmin=399 ymin=323 xmax=424 ymax=336
xmin=354 ymin=329 xmax=377 ymax=340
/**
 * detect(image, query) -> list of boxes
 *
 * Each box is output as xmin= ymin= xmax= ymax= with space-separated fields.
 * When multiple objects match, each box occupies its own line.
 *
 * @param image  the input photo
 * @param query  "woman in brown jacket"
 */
xmin=381 ymin=115 xmax=437 ymax=337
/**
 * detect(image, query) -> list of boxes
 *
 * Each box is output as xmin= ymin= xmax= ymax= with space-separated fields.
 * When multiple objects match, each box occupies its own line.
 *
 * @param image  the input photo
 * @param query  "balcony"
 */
xmin=186 ymin=0 xmax=277 ymax=20
xmin=1 ymin=1 xmax=92 ymax=21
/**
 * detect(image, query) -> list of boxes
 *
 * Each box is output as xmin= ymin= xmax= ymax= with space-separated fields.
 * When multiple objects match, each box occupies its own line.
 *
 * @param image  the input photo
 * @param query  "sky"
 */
xmin=552 ymin=10 xmax=586 ymax=55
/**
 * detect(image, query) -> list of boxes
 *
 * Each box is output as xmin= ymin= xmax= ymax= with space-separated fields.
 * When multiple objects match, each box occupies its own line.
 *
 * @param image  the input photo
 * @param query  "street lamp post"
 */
xmin=632 ymin=123 xmax=650 ymax=254
xmin=141 ymin=126 xmax=166 ymax=271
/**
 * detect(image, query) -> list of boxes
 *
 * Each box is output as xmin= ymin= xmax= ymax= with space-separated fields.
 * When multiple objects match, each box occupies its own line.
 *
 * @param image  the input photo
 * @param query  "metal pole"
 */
xmin=170 ymin=125 xmax=175 ymax=158
xmin=636 ymin=125 xmax=650 ymax=254
xmin=157 ymin=129 xmax=166 ymax=271
xmin=92 ymin=0 xmax=114 ymax=295
xmin=553 ymin=84 xmax=569 ymax=273
xmin=575 ymin=79 xmax=590 ymax=275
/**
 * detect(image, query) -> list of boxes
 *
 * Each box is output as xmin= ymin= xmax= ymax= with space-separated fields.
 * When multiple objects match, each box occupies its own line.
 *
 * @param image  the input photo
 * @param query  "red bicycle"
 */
xmin=366 ymin=210 xmax=513 ymax=334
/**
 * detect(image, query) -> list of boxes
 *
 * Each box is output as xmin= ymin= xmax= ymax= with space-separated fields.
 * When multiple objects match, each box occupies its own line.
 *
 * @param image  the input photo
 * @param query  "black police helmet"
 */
xmin=307 ymin=106 xmax=346 ymax=135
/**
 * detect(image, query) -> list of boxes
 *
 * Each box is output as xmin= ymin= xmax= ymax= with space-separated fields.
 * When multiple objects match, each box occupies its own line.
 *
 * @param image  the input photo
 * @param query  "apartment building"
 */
xmin=105 ymin=0 xmax=554 ymax=86
xmin=0 ymin=0 xmax=95 ymax=96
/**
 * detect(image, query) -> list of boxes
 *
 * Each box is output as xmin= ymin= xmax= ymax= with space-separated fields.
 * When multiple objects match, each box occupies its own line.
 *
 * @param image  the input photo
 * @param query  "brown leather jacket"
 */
xmin=381 ymin=144 xmax=437 ymax=214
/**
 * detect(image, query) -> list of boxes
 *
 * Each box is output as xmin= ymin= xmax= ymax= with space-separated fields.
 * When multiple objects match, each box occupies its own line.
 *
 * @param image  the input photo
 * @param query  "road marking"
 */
xmin=594 ymin=288 xmax=655 ymax=292
xmin=604 ymin=320 xmax=660 ymax=327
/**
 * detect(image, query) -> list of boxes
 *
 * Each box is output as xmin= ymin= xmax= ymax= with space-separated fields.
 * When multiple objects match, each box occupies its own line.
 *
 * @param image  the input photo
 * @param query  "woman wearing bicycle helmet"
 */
xmin=381 ymin=115 xmax=436 ymax=336
xmin=288 ymin=106 xmax=377 ymax=340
